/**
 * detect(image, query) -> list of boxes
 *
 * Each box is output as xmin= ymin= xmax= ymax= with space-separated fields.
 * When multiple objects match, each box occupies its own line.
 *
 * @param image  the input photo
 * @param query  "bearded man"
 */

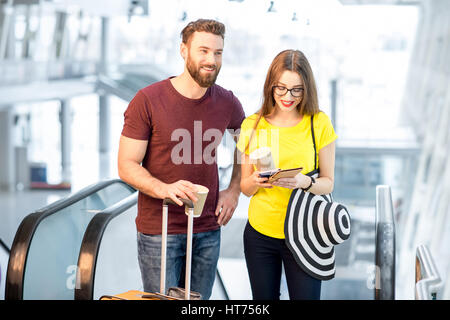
xmin=118 ymin=19 xmax=245 ymax=299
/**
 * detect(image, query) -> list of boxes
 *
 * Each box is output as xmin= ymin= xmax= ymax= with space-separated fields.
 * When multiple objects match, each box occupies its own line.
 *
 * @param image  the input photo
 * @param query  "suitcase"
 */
xmin=99 ymin=290 xmax=177 ymax=300
xmin=100 ymin=198 xmax=202 ymax=300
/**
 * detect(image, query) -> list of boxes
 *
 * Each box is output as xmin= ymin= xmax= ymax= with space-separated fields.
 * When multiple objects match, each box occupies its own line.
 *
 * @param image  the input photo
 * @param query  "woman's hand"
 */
xmin=240 ymin=170 xmax=273 ymax=197
xmin=271 ymin=172 xmax=311 ymax=190
xmin=250 ymin=171 xmax=273 ymax=189
xmin=240 ymin=150 xmax=274 ymax=196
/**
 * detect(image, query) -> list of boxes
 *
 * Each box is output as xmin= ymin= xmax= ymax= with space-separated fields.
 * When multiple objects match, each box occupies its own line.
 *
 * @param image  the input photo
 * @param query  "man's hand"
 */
xmin=215 ymin=187 xmax=240 ymax=226
xmin=159 ymin=180 xmax=198 ymax=206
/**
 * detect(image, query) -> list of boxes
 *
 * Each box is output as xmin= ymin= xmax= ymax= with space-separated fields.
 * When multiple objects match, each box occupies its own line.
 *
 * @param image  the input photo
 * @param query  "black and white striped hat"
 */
xmin=285 ymin=186 xmax=351 ymax=281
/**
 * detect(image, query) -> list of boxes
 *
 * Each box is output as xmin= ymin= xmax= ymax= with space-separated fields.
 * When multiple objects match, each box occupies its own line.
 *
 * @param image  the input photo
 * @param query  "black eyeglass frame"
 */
xmin=272 ymin=86 xmax=304 ymax=98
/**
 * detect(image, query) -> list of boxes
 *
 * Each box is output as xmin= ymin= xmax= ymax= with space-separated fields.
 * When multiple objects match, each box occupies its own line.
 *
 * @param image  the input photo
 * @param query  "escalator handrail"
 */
xmin=415 ymin=244 xmax=443 ymax=300
xmin=5 ymin=179 xmax=134 ymax=300
xmin=75 ymin=192 xmax=138 ymax=300
xmin=374 ymin=185 xmax=396 ymax=300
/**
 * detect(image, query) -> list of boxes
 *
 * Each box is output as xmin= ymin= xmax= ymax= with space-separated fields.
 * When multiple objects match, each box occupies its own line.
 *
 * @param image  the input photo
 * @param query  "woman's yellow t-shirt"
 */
xmin=236 ymin=111 xmax=338 ymax=239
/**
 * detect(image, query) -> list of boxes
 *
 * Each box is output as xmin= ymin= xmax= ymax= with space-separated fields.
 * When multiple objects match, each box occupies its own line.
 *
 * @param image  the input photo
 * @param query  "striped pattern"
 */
xmin=284 ymin=173 xmax=351 ymax=280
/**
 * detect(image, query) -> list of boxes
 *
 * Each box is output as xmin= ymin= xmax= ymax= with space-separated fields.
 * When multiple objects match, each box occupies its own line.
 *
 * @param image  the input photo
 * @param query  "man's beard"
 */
xmin=186 ymin=55 xmax=220 ymax=88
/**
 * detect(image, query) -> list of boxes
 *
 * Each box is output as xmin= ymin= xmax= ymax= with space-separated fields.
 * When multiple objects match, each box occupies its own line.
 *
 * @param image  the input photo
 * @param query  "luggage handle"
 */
xmin=163 ymin=198 xmax=194 ymax=208
xmin=161 ymin=198 xmax=194 ymax=300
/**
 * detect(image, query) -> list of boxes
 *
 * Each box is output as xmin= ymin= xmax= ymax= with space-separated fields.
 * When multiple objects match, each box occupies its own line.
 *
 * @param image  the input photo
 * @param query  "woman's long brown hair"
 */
xmin=244 ymin=49 xmax=320 ymax=154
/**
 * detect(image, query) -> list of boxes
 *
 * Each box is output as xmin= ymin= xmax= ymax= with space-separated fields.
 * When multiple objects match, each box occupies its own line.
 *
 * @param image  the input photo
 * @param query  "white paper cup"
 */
xmin=185 ymin=184 xmax=209 ymax=218
xmin=249 ymin=147 xmax=276 ymax=172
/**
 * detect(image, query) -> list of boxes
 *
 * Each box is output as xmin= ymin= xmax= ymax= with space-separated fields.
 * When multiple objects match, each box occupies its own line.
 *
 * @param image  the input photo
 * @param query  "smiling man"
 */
xmin=117 ymin=19 xmax=245 ymax=299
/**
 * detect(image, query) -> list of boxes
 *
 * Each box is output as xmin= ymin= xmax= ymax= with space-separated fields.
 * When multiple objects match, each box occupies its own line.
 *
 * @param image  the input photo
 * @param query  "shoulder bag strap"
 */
xmin=310 ymin=114 xmax=318 ymax=171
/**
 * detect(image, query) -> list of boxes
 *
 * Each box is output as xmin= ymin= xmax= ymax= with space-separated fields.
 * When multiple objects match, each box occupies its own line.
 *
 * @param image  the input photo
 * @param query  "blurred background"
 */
xmin=0 ymin=0 xmax=449 ymax=300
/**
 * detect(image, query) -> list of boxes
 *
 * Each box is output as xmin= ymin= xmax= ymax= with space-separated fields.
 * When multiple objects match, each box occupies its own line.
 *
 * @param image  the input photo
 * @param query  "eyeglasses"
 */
xmin=273 ymin=86 xmax=304 ymax=98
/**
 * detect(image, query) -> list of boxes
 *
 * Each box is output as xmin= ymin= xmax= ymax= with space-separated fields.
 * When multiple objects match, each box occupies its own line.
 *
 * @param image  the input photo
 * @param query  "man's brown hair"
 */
xmin=181 ymin=19 xmax=225 ymax=45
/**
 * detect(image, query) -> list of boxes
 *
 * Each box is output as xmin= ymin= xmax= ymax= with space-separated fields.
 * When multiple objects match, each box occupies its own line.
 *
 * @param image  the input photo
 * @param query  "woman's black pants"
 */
xmin=243 ymin=221 xmax=321 ymax=300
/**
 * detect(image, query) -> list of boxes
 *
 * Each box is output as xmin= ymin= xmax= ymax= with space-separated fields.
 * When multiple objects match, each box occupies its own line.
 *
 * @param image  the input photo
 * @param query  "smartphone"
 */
xmin=258 ymin=169 xmax=279 ymax=178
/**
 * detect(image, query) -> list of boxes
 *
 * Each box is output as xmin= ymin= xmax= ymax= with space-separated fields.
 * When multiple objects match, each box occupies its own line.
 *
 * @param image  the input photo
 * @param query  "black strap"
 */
xmin=310 ymin=114 xmax=317 ymax=171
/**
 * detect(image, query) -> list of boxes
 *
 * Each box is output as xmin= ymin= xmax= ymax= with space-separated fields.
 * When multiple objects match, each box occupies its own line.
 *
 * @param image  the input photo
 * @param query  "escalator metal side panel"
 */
xmin=75 ymin=192 xmax=138 ymax=300
xmin=5 ymin=179 xmax=134 ymax=300
xmin=374 ymin=185 xmax=396 ymax=300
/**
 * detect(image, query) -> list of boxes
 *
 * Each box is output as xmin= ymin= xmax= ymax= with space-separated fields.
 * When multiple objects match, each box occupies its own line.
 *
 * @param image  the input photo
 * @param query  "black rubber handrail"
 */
xmin=5 ymin=179 xmax=134 ymax=300
xmin=0 ymin=238 xmax=10 ymax=254
xmin=75 ymin=191 xmax=138 ymax=300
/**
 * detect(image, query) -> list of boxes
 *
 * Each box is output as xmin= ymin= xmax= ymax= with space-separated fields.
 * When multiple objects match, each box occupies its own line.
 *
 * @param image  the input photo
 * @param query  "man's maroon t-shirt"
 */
xmin=121 ymin=77 xmax=245 ymax=235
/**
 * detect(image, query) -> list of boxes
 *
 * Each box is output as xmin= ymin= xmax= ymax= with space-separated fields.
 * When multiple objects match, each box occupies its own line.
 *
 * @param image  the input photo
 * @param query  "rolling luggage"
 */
xmin=100 ymin=198 xmax=201 ymax=300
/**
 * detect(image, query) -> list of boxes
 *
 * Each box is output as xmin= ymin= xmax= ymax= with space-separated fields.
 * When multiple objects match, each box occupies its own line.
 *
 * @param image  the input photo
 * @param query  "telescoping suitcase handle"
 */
xmin=161 ymin=198 xmax=196 ymax=300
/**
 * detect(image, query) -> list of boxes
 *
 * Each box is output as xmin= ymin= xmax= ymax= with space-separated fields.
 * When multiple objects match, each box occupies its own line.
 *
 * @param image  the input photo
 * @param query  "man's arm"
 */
xmin=118 ymin=135 xmax=198 ymax=206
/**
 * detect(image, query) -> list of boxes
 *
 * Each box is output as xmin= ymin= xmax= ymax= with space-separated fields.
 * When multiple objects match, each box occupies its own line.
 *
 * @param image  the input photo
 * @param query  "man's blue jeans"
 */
xmin=137 ymin=229 xmax=220 ymax=300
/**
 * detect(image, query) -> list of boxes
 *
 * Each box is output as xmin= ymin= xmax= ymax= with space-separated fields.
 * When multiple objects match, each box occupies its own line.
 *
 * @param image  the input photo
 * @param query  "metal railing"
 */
xmin=415 ymin=244 xmax=443 ymax=300
xmin=5 ymin=179 xmax=135 ymax=300
xmin=0 ymin=60 xmax=98 ymax=86
xmin=374 ymin=185 xmax=396 ymax=300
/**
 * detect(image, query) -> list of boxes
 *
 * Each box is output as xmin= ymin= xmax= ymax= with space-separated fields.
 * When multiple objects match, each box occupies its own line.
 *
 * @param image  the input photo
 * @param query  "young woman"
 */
xmin=236 ymin=49 xmax=337 ymax=300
